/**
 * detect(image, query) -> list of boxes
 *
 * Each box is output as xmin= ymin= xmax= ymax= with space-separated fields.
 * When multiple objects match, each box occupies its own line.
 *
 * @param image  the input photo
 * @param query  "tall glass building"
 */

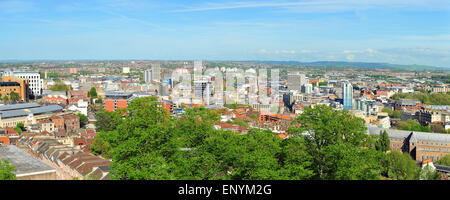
xmin=342 ymin=82 xmax=353 ymax=110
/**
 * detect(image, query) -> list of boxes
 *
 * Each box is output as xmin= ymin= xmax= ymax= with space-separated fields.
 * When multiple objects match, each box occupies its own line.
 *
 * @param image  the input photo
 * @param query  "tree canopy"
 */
xmin=88 ymin=87 xmax=97 ymax=98
xmin=50 ymin=80 xmax=70 ymax=91
xmin=395 ymin=120 xmax=431 ymax=132
xmin=0 ymin=159 xmax=16 ymax=180
xmin=75 ymin=113 xmax=88 ymax=128
xmin=375 ymin=130 xmax=391 ymax=153
xmin=92 ymin=99 xmax=427 ymax=180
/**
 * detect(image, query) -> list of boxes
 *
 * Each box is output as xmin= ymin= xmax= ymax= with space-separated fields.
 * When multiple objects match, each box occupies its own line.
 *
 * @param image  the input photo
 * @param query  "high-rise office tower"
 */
xmin=143 ymin=69 xmax=152 ymax=84
xmin=342 ymin=81 xmax=353 ymax=110
xmin=151 ymin=63 xmax=161 ymax=82
xmin=287 ymin=72 xmax=306 ymax=91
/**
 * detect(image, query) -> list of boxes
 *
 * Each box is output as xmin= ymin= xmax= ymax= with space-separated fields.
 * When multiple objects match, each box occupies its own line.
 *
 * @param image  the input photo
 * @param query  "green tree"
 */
xmin=395 ymin=120 xmax=431 ymax=132
xmin=95 ymin=108 xmax=125 ymax=133
xmin=386 ymin=151 xmax=420 ymax=180
xmin=435 ymin=154 xmax=450 ymax=166
xmin=321 ymin=143 xmax=384 ymax=180
xmin=382 ymin=107 xmax=393 ymax=116
xmin=2 ymin=95 xmax=9 ymax=103
xmin=249 ymin=114 xmax=258 ymax=120
xmin=382 ymin=108 xmax=401 ymax=118
xmin=50 ymin=80 xmax=70 ymax=91
xmin=103 ymin=97 xmax=176 ymax=180
xmin=430 ymin=123 xmax=446 ymax=133
xmin=391 ymin=110 xmax=402 ymax=119
xmin=229 ymin=118 xmax=249 ymax=128
xmin=75 ymin=113 xmax=88 ymax=128
xmin=419 ymin=164 xmax=440 ymax=180
xmin=288 ymin=105 xmax=371 ymax=179
xmin=90 ymin=137 xmax=113 ymax=159
xmin=277 ymin=137 xmax=315 ymax=180
xmin=88 ymin=87 xmax=98 ymax=98
xmin=375 ymin=130 xmax=391 ymax=152
xmin=9 ymin=92 xmax=19 ymax=103
xmin=96 ymin=98 xmax=103 ymax=104
xmin=0 ymin=159 xmax=16 ymax=180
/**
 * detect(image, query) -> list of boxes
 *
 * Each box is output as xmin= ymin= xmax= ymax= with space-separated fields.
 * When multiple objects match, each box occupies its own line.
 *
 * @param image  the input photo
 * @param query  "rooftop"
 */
xmin=0 ymin=103 xmax=41 ymax=112
xmin=0 ymin=145 xmax=55 ymax=177
xmin=366 ymin=125 xmax=450 ymax=143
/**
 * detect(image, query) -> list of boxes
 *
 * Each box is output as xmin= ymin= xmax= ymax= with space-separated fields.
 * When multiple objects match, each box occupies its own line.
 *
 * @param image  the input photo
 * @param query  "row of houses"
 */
xmin=18 ymin=136 xmax=110 ymax=180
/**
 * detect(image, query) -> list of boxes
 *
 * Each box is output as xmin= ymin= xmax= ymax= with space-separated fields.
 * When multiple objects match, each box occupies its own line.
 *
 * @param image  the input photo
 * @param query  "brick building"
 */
xmin=1 ymin=75 xmax=29 ymax=101
xmin=38 ymin=119 xmax=55 ymax=133
xmin=394 ymin=99 xmax=425 ymax=111
xmin=63 ymin=114 xmax=80 ymax=132
xmin=367 ymin=126 xmax=450 ymax=163
xmin=44 ymin=91 xmax=68 ymax=106
xmin=104 ymin=91 xmax=133 ymax=112
xmin=19 ymin=137 xmax=110 ymax=180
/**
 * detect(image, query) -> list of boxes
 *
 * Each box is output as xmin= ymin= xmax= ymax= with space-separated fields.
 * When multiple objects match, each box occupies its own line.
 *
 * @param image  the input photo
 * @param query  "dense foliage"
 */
xmin=93 ymin=99 xmax=428 ymax=180
xmin=381 ymin=107 xmax=401 ymax=119
xmin=395 ymin=120 xmax=431 ymax=132
xmin=0 ymin=159 xmax=16 ymax=180
xmin=392 ymin=93 xmax=450 ymax=105
xmin=88 ymin=87 xmax=97 ymax=98
xmin=50 ymin=80 xmax=70 ymax=91
xmin=375 ymin=130 xmax=390 ymax=153
xmin=75 ymin=113 xmax=89 ymax=128
xmin=435 ymin=154 xmax=450 ymax=166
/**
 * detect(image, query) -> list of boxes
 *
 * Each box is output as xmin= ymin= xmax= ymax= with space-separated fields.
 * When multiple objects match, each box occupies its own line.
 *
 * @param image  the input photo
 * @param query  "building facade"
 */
xmin=342 ymin=81 xmax=353 ymax=110
xmin=2 ymin=72 xmax=43 ymax=98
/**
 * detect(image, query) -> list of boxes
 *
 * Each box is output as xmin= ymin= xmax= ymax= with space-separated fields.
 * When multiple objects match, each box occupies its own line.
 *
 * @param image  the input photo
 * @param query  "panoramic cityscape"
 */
xmin=0 ymin=0 xmax=449 ymax=183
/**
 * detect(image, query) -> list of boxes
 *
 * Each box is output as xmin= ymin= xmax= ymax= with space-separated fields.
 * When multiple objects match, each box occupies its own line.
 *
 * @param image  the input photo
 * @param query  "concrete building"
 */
xmin=0 ymin=145 xmax=57 ymax=180
xmin=122 ymin=67 xmax=130 ymax=74
xmin=287 ymin=72 xmax=306 ymax=91
xmin=143 ymin=69 xmax=152 ymax=84
xmin=1 ymin=71 xmax=43 ymax=98
xmin=355 ymin=98 xmax=377 ymax=116
xmin=301 ymin=84 xmax=313 ymax=94
xmin=151 ymin=63 xmax=161 ymax=82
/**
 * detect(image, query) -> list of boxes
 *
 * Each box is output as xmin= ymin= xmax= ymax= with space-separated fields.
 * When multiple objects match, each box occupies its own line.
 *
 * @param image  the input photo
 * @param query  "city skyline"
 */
xmin=0 ymin=0 xmax=449 ymax=67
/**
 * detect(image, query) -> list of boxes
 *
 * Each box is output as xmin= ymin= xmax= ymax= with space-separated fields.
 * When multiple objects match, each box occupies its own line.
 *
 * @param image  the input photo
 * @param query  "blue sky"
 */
xmin=0 ymin=0 xmax=449 ymax=67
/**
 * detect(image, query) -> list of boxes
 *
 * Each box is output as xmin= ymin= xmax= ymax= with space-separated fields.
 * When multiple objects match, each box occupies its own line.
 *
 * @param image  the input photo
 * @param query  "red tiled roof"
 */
xmin=68 ymin=156 xmax=103 ymax=169
xmin=76 ymin=160 xmax=111 ymax=176
xmin=62 ymin=153 xmax=91 ymax=165
xmin=5 ymin=127 xmax=19 ymax=137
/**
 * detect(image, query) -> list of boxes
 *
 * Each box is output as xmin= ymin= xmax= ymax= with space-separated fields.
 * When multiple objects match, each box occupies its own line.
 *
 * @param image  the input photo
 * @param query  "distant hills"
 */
xmin=243 ymin=61 xmax=448 ymax=71
xmin=1 ymin=59 xmax=448 ymax=72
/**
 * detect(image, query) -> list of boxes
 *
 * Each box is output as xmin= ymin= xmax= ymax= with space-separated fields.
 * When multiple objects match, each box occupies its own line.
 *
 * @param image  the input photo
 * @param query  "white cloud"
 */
xmin=346 ymin=54 xmax=355 ymax=61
